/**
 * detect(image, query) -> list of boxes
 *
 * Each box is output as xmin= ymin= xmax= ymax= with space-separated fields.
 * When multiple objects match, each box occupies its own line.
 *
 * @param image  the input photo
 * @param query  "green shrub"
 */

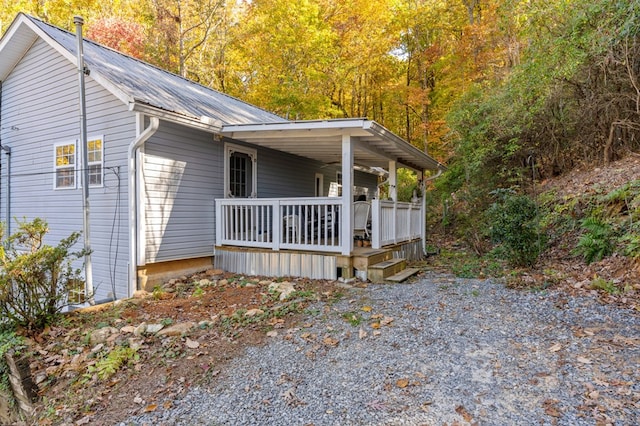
xmin=0 ymin=218 xmax=88 ymax=333
xmin=621 ymin=233 xmax=640 ymax=259
xmin=487 ymin=189 xmax=544 ymax=267
xmin=574 ymin=217 xmax=614 ymax=264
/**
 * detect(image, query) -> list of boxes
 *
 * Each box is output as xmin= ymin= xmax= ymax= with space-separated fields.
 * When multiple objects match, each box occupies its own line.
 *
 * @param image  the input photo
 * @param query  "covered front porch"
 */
xmin=214 ymin=118 xmax=445 ymax=280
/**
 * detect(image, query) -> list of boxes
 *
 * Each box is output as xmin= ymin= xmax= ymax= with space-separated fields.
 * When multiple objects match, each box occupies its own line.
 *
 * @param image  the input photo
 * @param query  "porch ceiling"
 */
xmin=220 ymin=118 xmax=446 ymax=173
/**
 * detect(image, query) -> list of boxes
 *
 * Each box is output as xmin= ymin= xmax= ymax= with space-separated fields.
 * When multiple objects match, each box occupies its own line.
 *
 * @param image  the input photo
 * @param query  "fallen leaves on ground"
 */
xmin=396 ymin=378 xmax=409 ymax=388
xmin=24 ymin=271 xmax=343 ymax=425
xmin=548 ymin=343 xmax=562 ymax=352
xmin=455 ymin=404 xmax=473 ymax=422
xmin=322 ymin=336 xmax=339 ymax=347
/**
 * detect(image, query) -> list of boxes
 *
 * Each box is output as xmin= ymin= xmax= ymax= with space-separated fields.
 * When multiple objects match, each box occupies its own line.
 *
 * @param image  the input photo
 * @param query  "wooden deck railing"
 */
xmin=370 ymin=200 xmax=423 ymax=249
xmin=215 ymin=197 xmax=424 ymax=253
xmin=216 ymin=197 xmax=343 ymax=252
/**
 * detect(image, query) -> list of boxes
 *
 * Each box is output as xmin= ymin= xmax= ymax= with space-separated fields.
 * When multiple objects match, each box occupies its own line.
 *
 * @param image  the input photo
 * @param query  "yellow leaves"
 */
xmin=371 ymin=316 xmax=394 ymax=330
xmin=361 ymin=305 xmax=372 ymax=312
xmin=396 ymin=378 xmax=409 ymax=388
xmin=144 ymin=403 xmax=157 ymax=413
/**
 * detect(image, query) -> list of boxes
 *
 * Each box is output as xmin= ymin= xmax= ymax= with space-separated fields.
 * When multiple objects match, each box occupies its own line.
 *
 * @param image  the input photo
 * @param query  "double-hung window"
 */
xmin=87 ymin=137 xmax=103 ymax=187
xmin=53 ymin=136 xmax=104 ymax=189
xmin=54 ymin=142 xmax=76 ymax=189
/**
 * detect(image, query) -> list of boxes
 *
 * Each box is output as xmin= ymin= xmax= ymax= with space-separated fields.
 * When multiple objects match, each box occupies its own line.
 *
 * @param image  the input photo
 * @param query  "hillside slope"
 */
xmin=533 ymin=153 xmax=640 ymax=305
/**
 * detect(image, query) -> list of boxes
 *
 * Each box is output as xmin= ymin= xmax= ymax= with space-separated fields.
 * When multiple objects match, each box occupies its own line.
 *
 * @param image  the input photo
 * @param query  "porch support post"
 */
xmin=389 ymin=160 xmax=397 ymax=202
xmin=341 ymin=134 xmax=353 ymax=255
xmin=417 ymin=170 xmax=426 ymax=255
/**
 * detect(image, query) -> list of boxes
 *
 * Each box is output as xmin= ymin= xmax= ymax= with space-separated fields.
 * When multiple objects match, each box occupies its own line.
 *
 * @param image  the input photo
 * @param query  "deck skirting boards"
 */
xmin=214 ymin=247 xmax=338 ymax=280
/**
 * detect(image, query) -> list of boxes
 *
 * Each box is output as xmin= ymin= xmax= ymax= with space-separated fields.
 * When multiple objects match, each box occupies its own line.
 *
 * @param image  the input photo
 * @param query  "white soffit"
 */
xmin=221 ymin=119 xmax=445 ymax=172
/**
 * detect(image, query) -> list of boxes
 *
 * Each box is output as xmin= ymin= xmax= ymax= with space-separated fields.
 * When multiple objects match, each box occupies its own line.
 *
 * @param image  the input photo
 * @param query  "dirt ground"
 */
xmin=27 ymin=273 xmax=347 ymax=425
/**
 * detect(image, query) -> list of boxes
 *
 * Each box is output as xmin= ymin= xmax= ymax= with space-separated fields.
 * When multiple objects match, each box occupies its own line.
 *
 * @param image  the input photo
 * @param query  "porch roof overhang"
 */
xmin=220 ymin=118 xmax=446 ymax=173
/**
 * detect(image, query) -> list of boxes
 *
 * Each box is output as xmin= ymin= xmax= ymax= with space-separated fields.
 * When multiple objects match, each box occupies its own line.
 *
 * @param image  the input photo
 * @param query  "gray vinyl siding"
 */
xmin=257 ymin=146 xmax=324 ymax=198
xmin=143 ymin=122 xmax=223 ymax=263
xmin=354 ymin=170 xmax=378 ymax=197
xmin=256 ymin=145 xmax=377 ymax=198
xmin=0 ymin=38 xmax=134 ymax=301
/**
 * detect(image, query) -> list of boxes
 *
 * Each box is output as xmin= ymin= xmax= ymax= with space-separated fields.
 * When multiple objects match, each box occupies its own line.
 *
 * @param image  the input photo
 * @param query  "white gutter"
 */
xmin=129 ymin=102 xmax=223 ymax=133
xmin=128 ymin=115 xmax=159 ymax=298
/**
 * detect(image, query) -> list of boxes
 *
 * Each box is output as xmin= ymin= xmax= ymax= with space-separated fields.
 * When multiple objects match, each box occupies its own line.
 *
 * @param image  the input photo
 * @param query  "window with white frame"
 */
xmin=224 ymin=143 xmax=257 ymax=198
xmin=87 ymin=136 xmax=103 ymax=187
xmin=54 ymin=142 xmax=76 ymax=189
xmin=54 ymin=137 xmax=104 ymax=189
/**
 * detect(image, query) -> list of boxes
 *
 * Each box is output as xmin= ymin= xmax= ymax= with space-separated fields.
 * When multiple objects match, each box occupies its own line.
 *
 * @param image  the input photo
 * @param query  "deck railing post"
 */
xmin=272 ymin=199 xmax=281 ymax=250
xmin=215 ymin=200 xmax=222 ymax=246
xmin=392 ymin=201 xmax=398 ymax=244
xmin=371 ymin=199 xmax=381 ymax=249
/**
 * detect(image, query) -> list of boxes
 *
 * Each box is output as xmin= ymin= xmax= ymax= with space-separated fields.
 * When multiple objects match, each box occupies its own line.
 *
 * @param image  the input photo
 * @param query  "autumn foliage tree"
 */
xmin=85 ymin=17 xmax=145 ymax=58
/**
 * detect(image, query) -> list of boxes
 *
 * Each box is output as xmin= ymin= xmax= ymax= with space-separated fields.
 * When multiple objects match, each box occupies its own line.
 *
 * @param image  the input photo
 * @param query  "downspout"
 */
xmin=421 ymin=167 xmax=444 ymax=256
xmin=0 ymin=80 xmax=10 ymax=237
xmin=128 ymin=115 xmax=159 ymax=298
xmin=1 ymin=145 xmax=10 ymax=236
xmin=0 ymin=80 xmax=2 ymax=231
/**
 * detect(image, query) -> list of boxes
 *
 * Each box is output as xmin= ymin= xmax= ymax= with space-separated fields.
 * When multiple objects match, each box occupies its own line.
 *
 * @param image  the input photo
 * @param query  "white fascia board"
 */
xmin=221 ymin=118 xmax=368 ymax=134
xmin=129 ymin=102 xmax=223 ymax=133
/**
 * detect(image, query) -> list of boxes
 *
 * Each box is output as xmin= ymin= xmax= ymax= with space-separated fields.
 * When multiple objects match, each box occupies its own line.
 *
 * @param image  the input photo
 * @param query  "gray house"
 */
xmin=0 ymin=13 xmax=445 ymax=303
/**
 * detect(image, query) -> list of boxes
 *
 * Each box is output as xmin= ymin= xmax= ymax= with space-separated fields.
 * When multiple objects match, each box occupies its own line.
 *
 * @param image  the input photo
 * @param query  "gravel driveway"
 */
xmin=122 ymin=273 xmax=640 ymax=425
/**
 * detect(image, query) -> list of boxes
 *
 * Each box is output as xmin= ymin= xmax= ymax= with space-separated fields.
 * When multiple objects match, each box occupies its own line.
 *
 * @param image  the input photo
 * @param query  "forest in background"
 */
xmin=2 ymin=0 xmax=640 ymax=267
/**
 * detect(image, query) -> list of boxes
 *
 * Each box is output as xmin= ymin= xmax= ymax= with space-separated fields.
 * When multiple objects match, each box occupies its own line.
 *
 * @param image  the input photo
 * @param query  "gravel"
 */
xmin=121 ymin=273 xmax=640 ymax=425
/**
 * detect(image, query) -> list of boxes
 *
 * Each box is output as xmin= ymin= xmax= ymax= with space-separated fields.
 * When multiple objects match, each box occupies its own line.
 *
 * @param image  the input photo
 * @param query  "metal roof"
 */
xmin=0 ymin=14 xmax=284 ymax=129
xmin=222 ymin=119 xmax=446 ymax=172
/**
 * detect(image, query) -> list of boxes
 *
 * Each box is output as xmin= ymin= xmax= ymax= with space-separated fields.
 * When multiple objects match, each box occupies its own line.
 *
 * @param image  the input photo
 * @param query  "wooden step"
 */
xmin=368 ymin=258 xmax=406 ymax=283
xmin=352 ymin=248 xmax=392 ymax=271
xmin=386 ymin=267 xmax=420 ymax=283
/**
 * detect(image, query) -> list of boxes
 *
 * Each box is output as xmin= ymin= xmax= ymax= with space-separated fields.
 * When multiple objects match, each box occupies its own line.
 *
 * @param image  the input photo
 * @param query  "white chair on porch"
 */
xmin=353 ymin=201 xmax=371 ymax=239
xmin=283 ymin=214 xmax=299 ymax=242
